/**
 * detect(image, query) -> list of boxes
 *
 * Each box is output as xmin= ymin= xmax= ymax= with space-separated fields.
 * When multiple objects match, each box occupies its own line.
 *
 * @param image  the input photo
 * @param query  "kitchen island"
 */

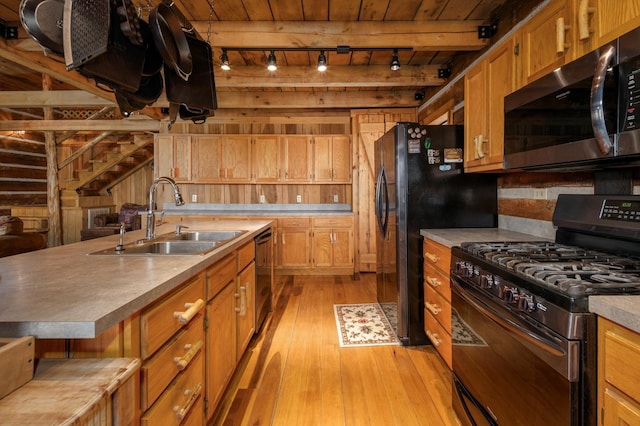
xmin=0 ymin=219 xmax=271 ymax=339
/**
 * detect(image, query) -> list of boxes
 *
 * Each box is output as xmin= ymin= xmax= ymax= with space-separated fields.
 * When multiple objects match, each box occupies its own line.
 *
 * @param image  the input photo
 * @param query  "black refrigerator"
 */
xmin=374 ymin=123 xmax=497 ymax=345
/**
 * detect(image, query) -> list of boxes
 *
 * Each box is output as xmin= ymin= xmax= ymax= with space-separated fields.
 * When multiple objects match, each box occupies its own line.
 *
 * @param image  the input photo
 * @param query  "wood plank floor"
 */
xmin=210 ymin=273 xmax=460 ymax=426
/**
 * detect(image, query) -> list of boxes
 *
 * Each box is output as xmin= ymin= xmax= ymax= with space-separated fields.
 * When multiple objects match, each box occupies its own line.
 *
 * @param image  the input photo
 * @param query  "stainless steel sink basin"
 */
xmin=90 ymin=240 xmax=220 ymax=256
xmin=170 ymin=230 xmax=247 ymax=241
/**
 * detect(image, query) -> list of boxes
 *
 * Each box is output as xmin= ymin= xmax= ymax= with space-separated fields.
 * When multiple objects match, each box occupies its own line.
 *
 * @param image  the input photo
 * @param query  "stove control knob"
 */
xmin=480 ymin=274 xmax=494 ymax=289
xmin=518 ymin=295 xmax=536 ymax=312
xmin=502 ymin=287 xmax=518 ymax=304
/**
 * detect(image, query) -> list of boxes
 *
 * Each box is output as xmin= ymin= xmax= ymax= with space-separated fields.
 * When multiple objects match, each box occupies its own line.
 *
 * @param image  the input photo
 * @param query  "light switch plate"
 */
xmin=296 ymin=195 xmax=302 ymax=203
xmin=191 ymin=194 xmax=197 ymax=203
xmin=260 ymin=194 xmax=266 ymax=203
xmin=333 ymin=194 xmax=339 ymax=203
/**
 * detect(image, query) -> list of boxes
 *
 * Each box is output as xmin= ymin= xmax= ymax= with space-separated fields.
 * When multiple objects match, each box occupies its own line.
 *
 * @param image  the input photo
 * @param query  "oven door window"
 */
xmin=451 ymin=279 xmax=580 ymax=426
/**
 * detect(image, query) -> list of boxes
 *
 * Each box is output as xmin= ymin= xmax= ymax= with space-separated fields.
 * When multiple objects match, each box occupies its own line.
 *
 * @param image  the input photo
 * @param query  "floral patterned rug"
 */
xmin=334 ymin=303 xmax=400 ymax=347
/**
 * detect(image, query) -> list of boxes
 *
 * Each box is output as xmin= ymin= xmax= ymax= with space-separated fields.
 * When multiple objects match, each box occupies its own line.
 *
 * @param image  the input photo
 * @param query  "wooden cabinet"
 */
xmin=598 ymin=317 xmax=640 ymax=425
xmin=464 ymin=37 xmax=514 ymax=172
xmin=155 ymin=135 xmax=192 ymax=181
xmin=313 ymin=136 xmax=352 ymax=183
xmin=192 ymin=135 xmax=252 ymax=183
xmin=519 ymin=0 xmax=572 ymax=85
xmin=423 ymin=237 xmax=452 ymax=369
xmin=575 ymin=0 xmax=640 ymax=57
xmin=281 ymin=136 xmax=313 ymax=182
xmin=312 ymin=216 xmax=354 ymax=271
xmin=253 ymin=135 xmax=280 ymax=182
xmin=140 ymin=273 xmax=206 ymax=424
xmin=236 ymin=243 xmax=256 ymax=357
xmin=277 ymin=217 xmax=311 ymax=268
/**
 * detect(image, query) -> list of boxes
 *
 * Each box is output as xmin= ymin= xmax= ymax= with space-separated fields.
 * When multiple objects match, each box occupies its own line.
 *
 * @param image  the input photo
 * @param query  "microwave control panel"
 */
xmin=621 ymin=56 xmax=640 ymax=131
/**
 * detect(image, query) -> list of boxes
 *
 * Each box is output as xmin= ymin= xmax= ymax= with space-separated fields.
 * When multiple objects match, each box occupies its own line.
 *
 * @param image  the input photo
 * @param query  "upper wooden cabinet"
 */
xmin=464 ymin=37 xmax=515 ymax=172
xmin=155 ymin=135 xmax=192 ymax=182
xmin=313 ymin=136 xmax=352 ymax=183
xmin=252 ymin=135 xmax=281 ymax=182
xmin=518 ymin=0 xmax=572 ymax=85
xmin=192 ymin=135 xmax=252 ymax=183
xmin=576 ymin=0 xmax=640 ymax=57
xmin=281 ymin=136 xmax=313 ymax=182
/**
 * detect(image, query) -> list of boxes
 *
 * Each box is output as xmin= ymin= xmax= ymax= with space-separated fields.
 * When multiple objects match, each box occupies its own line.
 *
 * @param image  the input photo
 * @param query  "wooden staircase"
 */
xmin=62 ymin=135 xmax=154 ymax=196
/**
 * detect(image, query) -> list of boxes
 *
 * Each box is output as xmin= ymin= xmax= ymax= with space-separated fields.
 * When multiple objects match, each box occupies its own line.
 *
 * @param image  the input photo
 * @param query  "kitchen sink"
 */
xmin=169 ymin=230 xmax=247 ymax=241
xmin=88 ymin=229 xmax=247 ymax=256
xmin=89 ymin=240 xmax=220 ymax=256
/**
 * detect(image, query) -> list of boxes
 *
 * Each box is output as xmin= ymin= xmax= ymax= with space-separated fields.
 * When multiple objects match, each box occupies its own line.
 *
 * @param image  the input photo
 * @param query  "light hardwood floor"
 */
xmin=211 ymin=273 xmax=460 ymax=426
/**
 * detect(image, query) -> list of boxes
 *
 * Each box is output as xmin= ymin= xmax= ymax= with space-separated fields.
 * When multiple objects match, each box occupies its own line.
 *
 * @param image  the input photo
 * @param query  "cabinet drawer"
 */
xmin=237 ymin=241 xmax=255 ymax=272
xmin=141 ymin=315 xmax=204 ymax=410
xmin=423 ymin=263 xmax=451 ymax=301
xmin=424 ymin=308 xmax=452 ymax=369
xmin=423 ymin=238 xmax=451 ymax=275
xmin=142 ymin=350 xmax=204 ymax=426
xmin=312 ymin=216 xmax=352 ymax=228
xmin=601 ymin=319 xmax=640 ymax=402
xmin=141 ymin=275 xmax=205 ymax=359
xmin=424 ymin=283 xmax=451 ymax=333
xmin=279 ymin=217 xmax=310 ymax=228
xmin=206 ymin=252 xmax=236 ymax=300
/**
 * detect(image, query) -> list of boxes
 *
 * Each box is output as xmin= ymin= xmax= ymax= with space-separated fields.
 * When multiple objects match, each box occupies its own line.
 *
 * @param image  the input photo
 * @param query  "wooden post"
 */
xmin=42 ymin=75 xmax=62 ymax=247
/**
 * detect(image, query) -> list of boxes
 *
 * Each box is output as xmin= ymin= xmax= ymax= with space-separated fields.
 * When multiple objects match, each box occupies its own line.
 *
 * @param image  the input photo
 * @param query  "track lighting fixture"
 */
xmin=220 ymin=49 xmax=230 ymax=71
xmin=317 ymin=50 xmax=327 ymax=72
xmin=267 ymin=50 xmax=277 ymax=71
xmin=390 ymin=49 xmax=400 ymax=71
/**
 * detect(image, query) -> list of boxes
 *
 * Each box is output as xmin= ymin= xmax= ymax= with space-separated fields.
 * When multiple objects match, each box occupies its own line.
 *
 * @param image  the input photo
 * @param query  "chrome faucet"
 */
xmin=146 ymin=176 xmax=185 ymax=240
xmin=115 ymin=222 xmax=126 ymax=252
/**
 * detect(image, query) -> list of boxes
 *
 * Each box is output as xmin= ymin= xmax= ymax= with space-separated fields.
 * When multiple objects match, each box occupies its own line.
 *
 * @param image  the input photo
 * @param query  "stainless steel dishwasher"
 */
xmin=254 ymin=229 xmax=273 ymax=332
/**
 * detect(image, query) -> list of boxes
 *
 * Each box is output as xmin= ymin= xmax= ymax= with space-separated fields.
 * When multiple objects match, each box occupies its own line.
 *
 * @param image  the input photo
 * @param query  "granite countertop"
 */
xmin=420 ymin=227 xmax=640 ymax=335
xmin=419 ymin=227 xmax=550 ymax=248
xmin=0 ymin=219 xmax=272 ymax=339
xmin=162 ymin=203 xmax=353 ymax=217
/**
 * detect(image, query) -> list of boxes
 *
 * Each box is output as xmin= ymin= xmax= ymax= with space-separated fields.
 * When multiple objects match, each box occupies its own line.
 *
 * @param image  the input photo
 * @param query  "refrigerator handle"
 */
xmin=380 ymin=167 xmax=389 ymax=236
xmin=375 ymin=167 xmax=386 ymax=237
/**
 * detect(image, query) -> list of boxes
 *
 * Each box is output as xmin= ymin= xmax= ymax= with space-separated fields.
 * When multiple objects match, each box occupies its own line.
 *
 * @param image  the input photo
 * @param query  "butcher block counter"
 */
xmin=0 ymin=219 xmax=272 ymax=339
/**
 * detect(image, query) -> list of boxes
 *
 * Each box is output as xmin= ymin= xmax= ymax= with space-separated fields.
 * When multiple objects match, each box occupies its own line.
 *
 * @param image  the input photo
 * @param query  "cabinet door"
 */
xmin=236 ymin=262 xmax=256 ymax=358
xmin=221 ymin=135 xmax=252 ymax=182
xmin=205 ymin=283 xmax=236 ymax=418
xmin=155 ymin=135 xmax=192 ymax=182
xmin=279 ymin=228 xmax=310 ymax=267
xmin=314 ymin=136 xmax=352 ymax=183
xmin=521 ymin=0 xmax=571 ymax=85
xmin=589 ymin=0 xmax=640 ymax=47
xmin=253 ymin=135 xmax=280 ymax=182
xmin=192 ymin=135 xmax=222 ymax=182
xmin=331 ymin=228 xmax=353 ymax=268
xmin=463 ymin=62 xmax=487 ymax=169
xmin=281 ymin=136 xmax=312 ymax=182
xmin=313 ymin=229 xmax=333 ymax=267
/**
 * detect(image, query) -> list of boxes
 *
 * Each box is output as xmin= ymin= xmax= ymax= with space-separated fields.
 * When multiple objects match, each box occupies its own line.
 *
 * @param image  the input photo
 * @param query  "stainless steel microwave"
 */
xmin=504 ymin=27 xmax=640 ymax=171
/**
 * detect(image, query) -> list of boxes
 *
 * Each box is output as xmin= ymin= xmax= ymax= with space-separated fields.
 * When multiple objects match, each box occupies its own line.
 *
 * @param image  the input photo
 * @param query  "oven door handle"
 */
xmin=452 ymin=277 xmax=566 ymax=357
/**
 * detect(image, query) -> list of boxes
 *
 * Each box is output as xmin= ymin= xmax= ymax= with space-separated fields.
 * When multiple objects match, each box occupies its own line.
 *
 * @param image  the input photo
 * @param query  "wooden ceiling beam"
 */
xmin=196 ymin=21 xmax=488 ymax=50
xmin=215 ymin=65 xmax=445 ymax=87
xmin=0 ymin=119 xmax=161 ymax=131
xmin=0 ymin=91 xmax=114 ymax=107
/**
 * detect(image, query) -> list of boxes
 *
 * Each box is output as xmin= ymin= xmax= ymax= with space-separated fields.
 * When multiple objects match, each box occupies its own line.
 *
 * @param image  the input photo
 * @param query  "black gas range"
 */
xmin=450 ymin=194 xmax=640 ymax=426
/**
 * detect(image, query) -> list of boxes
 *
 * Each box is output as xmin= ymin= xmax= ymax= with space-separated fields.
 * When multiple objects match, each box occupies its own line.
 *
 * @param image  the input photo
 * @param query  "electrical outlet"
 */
xmin=533 ymin=188 xmax=547 ymax=200
xmin=333 ymin=194 xmax=339 ymax=203
xmin=191 ymin=194 xmax=197 ymax=203
xmin=296 ymin=195 xmax=302 ymax=203
xmin=260 ymin=194 xmax=266 ymax=203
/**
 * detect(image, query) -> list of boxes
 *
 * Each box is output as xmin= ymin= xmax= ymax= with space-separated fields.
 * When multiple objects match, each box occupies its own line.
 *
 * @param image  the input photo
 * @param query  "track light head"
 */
xmin=220 ymin=49 xmax=230 ymax=71
xmin=390 ymin=49 xmax=400 ymax=71
xmin=317 ymin=50 xmax=327 ymax=72
xmin=267 ymin=50 xmax=277 ymax=71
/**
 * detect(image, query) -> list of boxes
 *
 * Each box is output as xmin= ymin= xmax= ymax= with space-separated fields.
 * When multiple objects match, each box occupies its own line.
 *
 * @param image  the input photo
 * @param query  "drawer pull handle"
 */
xmin=173 ymin=339 xmax=203 ymax=371
xmin=174 ymin=299 xmax=204 ymax=325
xmin=426 ymin=330 xmax=442 ymax=347
xmin=425 ymin=252 xmax=439 ymax=263
xmin=425 ymin=302 xmax=441 ymax=315
xmin=426 ymin=276 xmax=441 ymax=287
xmin=235 ymin=286 xmax=247 ymax=315
xmin=173 ymin=382 xmax=202 ymax=421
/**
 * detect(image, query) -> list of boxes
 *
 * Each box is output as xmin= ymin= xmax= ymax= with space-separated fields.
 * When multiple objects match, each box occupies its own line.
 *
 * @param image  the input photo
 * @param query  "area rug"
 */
xmin=334 ymin=303 xmax=400 ymax=347
xmin=451 ymin=309 xmax=487 ymax=347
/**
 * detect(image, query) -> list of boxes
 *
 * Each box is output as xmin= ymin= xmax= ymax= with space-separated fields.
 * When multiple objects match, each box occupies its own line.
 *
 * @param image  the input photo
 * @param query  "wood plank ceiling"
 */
xmin=0 ymin=0 xmax=506 ymax=117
